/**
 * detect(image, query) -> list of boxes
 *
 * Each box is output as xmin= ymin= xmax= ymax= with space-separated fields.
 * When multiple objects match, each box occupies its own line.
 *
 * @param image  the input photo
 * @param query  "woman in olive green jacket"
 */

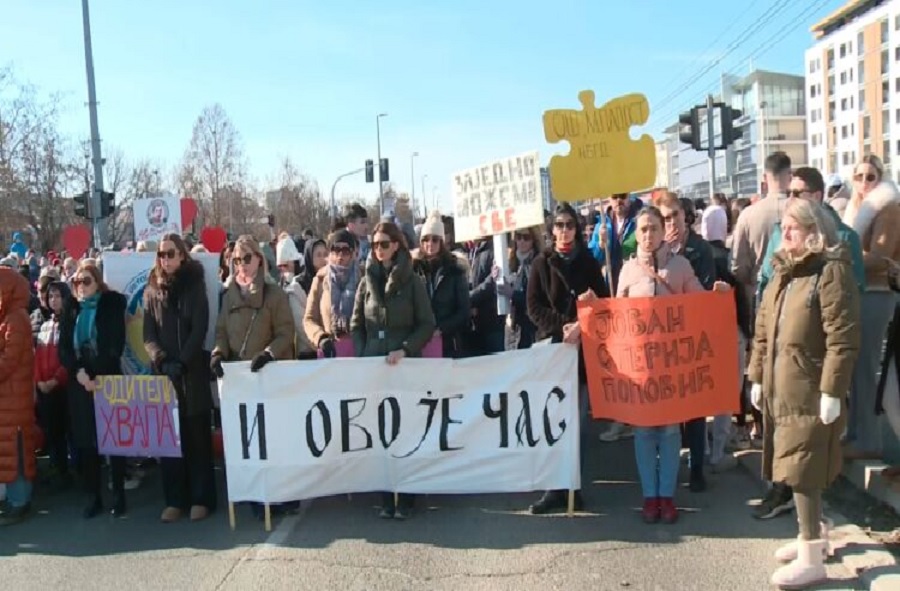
xmin=748 ymin=199 xmax=860 ymax=589
xmin=351 ymin=221 xmax=435 ymax=520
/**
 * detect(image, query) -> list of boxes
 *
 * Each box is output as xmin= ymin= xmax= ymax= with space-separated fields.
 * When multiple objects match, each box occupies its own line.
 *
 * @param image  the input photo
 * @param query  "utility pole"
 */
xmin=706 ymin=94 xmax=716 ymax=199
xmin=330 ymin=167 xmax=364 ymax=222
xmin=410 ymin=151 xmax=418 ymax=220
xmin=81 ymin=0 xmax=107 ymax=247
xmin=421 ymin=174 xmax=428 ymax=216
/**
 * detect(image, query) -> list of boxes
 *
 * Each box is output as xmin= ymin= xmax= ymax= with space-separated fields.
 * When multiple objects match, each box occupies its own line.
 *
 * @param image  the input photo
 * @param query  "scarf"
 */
xmin=329 ymin=262 xmax=359 ymax=334
xmin=74 ymin=293 xmax=100 ymax=354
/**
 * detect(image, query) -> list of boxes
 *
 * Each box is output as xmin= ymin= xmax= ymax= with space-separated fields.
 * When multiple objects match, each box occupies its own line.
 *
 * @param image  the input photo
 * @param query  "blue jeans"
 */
xmin=634 ymin=424 xmax=681 ymax=498
xmin=5 ymin=431 xmax=32 ymax=508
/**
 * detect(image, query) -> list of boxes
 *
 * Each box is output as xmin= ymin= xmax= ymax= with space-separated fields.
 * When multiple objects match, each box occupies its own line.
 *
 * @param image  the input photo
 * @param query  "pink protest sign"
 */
xmin=93 ymin=375 xmax=182 ymax=458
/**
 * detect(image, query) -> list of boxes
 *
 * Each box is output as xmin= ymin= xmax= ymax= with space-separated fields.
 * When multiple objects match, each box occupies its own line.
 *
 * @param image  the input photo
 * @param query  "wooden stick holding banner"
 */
xmin=599 ymin=209 xmax=616 ymax=297
xmin=494 ymin=233 xmax=511 ymax=315
xmin=228 ymin=502 xmax=236 ymax=530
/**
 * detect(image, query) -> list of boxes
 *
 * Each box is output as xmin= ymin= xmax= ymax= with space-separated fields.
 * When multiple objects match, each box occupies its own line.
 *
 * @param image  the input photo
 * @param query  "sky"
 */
xmin=1 ymin=0 xmax=847 ymax=215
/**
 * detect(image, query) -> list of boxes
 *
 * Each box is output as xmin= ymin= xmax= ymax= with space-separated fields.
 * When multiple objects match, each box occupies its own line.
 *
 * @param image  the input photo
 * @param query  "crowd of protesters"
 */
xmin=1 ymin=151 xmax=900 ymax=589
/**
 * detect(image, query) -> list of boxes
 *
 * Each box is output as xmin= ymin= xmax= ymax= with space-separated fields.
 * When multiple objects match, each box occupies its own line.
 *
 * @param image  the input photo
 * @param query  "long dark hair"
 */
xmin=553 ymin=203 xmax=585 ymax=247
xmin=371 ymin=222 xmax=409 ymax=255
xmin=148 ymin=233 xmax=192 ymax=291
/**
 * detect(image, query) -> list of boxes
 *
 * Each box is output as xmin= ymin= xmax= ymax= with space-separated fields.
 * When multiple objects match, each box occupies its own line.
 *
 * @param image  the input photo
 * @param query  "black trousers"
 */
xmin=161 ymin=412 xmax=216 ymax=511
xmin=80 ymin=451 xmax=126 ymax=500
xmin=37 ymin=389 xmax=69 ymax=474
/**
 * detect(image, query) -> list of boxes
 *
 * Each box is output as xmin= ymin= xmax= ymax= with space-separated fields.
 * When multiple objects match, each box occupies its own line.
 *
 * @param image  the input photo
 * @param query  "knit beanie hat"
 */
xmin=420 ymin=211 xmax=445 ymax=240
xmin=275 ymin=237 xmax=301 ymax=265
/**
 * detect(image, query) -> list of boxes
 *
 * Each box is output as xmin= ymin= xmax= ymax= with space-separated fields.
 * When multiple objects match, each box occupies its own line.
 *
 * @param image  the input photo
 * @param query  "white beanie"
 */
xmin=420 ymin=211 xmax=445 ymax=240
xmin=275 ymin=237 xmax=301 ymax=265
xmin=701 ymin=206 xmax=728 ymax=243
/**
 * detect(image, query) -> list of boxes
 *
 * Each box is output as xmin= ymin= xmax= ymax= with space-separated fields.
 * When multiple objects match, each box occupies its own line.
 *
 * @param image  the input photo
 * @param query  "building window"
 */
xmin=884 ymin=140 xmax=892 ymax=164
xmin=843 ymin=152 xmax=850 ymax=165
xmin=851 ymin=95 xmax=855 ymax=109
xmin=886 ymin=109 xmax=891 ymax=134
xmin=864 ymin=115 xmax=871 ymax=140
xmin=840 ymin=43 xmax=847 ymax=58
xmin=896 ymin=46 xmax=900 ymax=61
xmin=896 ymin=14 xmax=900 ymax=30
xmin=840 ymin=71 xmax=847 ymax=84
xmin=841 ymin=98 xmax=847 ymax=111
xmin=809 ymin=60 xmax=815 ymax=74
xmin=828 ymin=47 xmax=835 ymax=69
xmin=842 ymin=125 xmax=849 ymax=139
xmin=859 ymin=61 xmax=865 ymax=83
xmin=850 ymin=68 xmax=854 ymax=82
xmin=884 ymin=80 xmax=890 ymax=104
xmin=883 ymin=19 xmax=890 ymax=44
xmin=896 ymin=140 xmax=900 ymax=155
xmin=883 ymin=50 xmax=890 ymax=74
xmin=859 ymin=31 xmax=866 ymax=54
xmin=829 ymin=100 xmax=836 ymax=120
xmin=896 ymin=108 xmax=900 ymax=124
xmin=852 ymin=123 xmax=856 ymax=135
xmin=810 ymin=84 xmax=817 ymax=98
xmin=861 ymin=89 xmax=866 ymax=110
xmin=828 ymin=74 xmax=835 ymax=94
xmin=812 ymin=134 xmax=818 ymax=147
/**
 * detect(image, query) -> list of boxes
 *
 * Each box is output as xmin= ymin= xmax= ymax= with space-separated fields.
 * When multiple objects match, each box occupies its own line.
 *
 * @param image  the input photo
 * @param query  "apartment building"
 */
xmin=806 ymin=0 xmax=900 ymax=182
xmin=665 ymin=70 xmax=806 ymax=199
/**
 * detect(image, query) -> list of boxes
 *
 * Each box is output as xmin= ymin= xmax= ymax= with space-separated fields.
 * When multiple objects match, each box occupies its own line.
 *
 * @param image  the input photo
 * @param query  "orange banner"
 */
xmin=577 ymin=291 xmax=740 ymax=427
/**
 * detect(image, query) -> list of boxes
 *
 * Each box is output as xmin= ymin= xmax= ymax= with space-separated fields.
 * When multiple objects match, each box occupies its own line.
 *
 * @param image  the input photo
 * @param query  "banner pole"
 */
xmin=264 ymin=504 xmax=272 ymax=532
xmin=567 ymin=490 xmax=575 ymax=517
xmin=228 ymin=502 xmax=236 ymax=530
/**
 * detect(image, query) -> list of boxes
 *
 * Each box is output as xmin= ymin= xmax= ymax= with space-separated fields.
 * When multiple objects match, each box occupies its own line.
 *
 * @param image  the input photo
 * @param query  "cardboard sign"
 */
xmin=452 ymin=151 xmax=544 ymax=242
xmin=93 ymin=375 xmax=181 ymax=458
xmin=577 ymin=291 xmax=740 ymax=427
xmin=543 ymin=91 xmax=656 ymax=201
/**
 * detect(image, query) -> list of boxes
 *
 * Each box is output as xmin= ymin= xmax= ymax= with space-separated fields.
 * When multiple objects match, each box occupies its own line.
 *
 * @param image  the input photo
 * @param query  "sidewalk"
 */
xmin=736 ymin=449 xmax=900 ymax=591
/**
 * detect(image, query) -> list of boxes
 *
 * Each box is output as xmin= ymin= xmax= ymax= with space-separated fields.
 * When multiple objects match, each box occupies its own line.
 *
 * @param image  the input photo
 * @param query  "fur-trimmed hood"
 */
xmin=843 ymin=181 xmax=900 ymax=237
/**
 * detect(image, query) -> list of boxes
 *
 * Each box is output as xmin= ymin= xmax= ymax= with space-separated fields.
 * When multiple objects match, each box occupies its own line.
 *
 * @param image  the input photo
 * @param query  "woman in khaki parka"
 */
xmin=351 ymin=221 xmax=435 ymax=520
xmin=748 ymin=199 xmax=861 ymax=589
xmin=304 ymin=229 xmax=360 ymax=357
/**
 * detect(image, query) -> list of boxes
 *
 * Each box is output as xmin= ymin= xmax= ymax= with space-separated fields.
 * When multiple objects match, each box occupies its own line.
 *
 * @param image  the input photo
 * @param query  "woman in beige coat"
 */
xmin=303 ymin=229 xmax=360 ymax=357
xmin=749 ymin=198 xmax=860 ymax=589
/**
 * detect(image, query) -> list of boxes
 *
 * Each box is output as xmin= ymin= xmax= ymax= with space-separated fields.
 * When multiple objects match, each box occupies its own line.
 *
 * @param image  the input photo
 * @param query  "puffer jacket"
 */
xmin=351 ymin=249 xmax=436 ymax=358
xmin=748 ymin=247 xmax=861 ymax=490
xmin=412 ymin=249 xmax=470 ymax=358
xmin=213 ymin=271 xmax=295 ymax=362
xmin=282 ymin=278 xmax=315 ymax=356
xmin=0 ymin=269 xmax=37 ymax=482
xmin=843 ymin=181 xmax=900 ymax=291
xmin=35 ymin=314 xmax=67 ymax=388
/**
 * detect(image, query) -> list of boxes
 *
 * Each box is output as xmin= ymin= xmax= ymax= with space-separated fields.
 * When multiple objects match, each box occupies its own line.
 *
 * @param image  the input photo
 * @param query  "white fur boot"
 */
xmin=774 ymin=519 xmax=832 ymax=562
xmin=770 ymin=539 xmax=828 ymax=589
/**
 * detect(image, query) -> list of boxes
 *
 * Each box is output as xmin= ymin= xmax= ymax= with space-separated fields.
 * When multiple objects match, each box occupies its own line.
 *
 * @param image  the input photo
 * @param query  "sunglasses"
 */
xmin=421 ymin=235 xmax=442 ymax=244
xmin=330 ymin=245 xmax=352 ymax=256
xmin=232 ymin=253 xmax=254 ymax=266
xmin=612 ymin=195 xmax=629 ymax=201
xmin=157 ymin=249 xmax=178 ymax=260
xmin=788 ymin=189 xmax=810 ymax=198
xmin=515 ymin=233 xmax=533 ymax=241
xmin=853 ymin=173 xmax=878 ymax=182
xmin=73 ymin=276 xmax=94 ymax=287
xmin=554 ymin=221 xmax=575 ymax=230
xmin=373 ymin=240 xmax=394 ymax=250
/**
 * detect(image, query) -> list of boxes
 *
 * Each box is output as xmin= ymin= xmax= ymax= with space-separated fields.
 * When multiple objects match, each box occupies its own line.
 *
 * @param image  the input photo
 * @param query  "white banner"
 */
xmin=102 ymin=252 xmax=220 ymax=375
xmin=452 ymin=151 xmax=545 ymax=242
xmin=221 ymin=345 xmax=580 ymax=503
xmin=133 ymin=195 xmax=182 ymax=243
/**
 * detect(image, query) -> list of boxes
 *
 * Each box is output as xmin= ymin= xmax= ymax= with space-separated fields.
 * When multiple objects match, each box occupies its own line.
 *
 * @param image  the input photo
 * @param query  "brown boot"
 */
xmin=160 ymin=507 xmax=182 ymax=523
xmin=190 ymin=505 xmax=209 ymax=522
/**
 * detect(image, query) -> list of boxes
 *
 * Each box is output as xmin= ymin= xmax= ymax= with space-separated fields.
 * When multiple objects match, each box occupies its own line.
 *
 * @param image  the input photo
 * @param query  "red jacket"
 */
xmin=34 ymin=315 xmax=67 ymax=387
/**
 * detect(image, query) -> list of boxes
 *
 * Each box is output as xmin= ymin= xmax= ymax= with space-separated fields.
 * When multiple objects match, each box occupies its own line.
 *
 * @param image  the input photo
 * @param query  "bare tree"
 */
xmin=179 ymin=103 xmax=246 ymax=229
xmin=266 ymin=156 xmax=332 ymax=238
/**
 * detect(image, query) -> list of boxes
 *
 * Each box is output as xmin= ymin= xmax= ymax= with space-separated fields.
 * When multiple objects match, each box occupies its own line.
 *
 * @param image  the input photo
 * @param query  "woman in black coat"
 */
xmin=525 ymin=203 xmax=609 ymax=515
xmin=143 ymin=233 xmax=216 ymax=523
xmin=412 ymin=213 xmax=470 ymax=358
xmin=58 ymin=260 xmax=128 ymax=519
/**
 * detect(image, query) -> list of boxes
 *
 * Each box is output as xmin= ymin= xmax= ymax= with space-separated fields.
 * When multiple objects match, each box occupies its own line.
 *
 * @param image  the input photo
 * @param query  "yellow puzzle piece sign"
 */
xmin=543 ymin=91 xmax=657 ymax=202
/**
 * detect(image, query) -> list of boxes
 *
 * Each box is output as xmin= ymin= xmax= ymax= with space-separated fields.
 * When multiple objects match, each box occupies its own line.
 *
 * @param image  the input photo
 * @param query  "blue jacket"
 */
xmin=757 ymin=204 xmax=865 ymax=302
xmin=588 ymin=198 xmax=642 ymax=282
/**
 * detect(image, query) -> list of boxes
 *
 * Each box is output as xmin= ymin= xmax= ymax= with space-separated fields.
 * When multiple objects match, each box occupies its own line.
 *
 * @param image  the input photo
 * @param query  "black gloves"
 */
xmin=210 ymin=355 xmax=224 ymax=379
xmin=250 ymin=350 xmax=274 ymax=372
xmin=319 ymin=337 xmax=336 ymax=359
xmin=161 ymin=360 xmax=183 ymax=380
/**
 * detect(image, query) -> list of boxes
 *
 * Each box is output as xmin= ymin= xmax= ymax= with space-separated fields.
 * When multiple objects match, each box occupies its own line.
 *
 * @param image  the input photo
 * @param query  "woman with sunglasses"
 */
xmin=352 ymin=222 xmax=435 ymax=519
xmin=304 ymin=229 xmax=360 ymax=358
xmin=507 ymin=226 xmax=544 ymax=349
xmin=143 ymin=234 xmax=216 ymax=523
xmin=412 ymin=211 xmax=470 ymax=359
xmin=841 ymin=154 xmax=900 ymax=461
xmin=58 ymin=260 xmax=128 ymax=518
xmin=526 ymin=203 xmax=609 ymax=515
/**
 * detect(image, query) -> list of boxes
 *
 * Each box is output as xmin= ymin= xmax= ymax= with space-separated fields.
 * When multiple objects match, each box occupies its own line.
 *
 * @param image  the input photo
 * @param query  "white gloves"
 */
xmin=750 ymin=383 xmax=763 ymax=411
xmin=819 ymin=394 xmax=841 ymax=425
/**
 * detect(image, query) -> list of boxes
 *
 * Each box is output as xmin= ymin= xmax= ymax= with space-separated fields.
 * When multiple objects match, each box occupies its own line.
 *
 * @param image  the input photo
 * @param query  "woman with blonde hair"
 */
xmin=506 ymin=225 xmax=543 ymax=349
xmin=842 ymin=154 xmax=900 ymax=460
xmin=750 ymin=198 xmax=860 ymax=588
xmin=58 ymin=260 xmax=128 ymax=518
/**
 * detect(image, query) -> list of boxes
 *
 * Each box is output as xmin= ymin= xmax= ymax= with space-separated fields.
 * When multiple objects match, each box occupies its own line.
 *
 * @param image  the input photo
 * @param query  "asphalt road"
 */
xmin=1 ymin=429 xmax=862 ymax=591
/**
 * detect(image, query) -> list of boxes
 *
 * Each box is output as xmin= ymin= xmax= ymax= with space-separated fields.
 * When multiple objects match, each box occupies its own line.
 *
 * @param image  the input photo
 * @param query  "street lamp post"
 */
xmin=410 ymin=151 xmax=419 ymax=220
xmin=330 ymin=167 xmax=365 ymax=221
xmin=376 ymin=113 xmax=388 ymax=214
xmin=81 ymin=0 xmax=106 ymax=247
xmin=421 ymin=174 xmax=428 ymax=216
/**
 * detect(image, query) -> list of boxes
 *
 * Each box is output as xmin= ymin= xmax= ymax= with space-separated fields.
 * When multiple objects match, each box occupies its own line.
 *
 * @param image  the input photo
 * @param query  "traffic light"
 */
xmin=722 ymin=107 xmax=744 ymax=147
xmin=678 ymin=108 xmax=701 ymax=151
xmin=365 ymin=159 xmax=374 ymax=183
xmin=99 ymin=191 xmax=115 ymax=218
xmin=74 ymin=191 xmax=90 ymax=219
xmin=379 ymin=158 xmax=389 ymax=182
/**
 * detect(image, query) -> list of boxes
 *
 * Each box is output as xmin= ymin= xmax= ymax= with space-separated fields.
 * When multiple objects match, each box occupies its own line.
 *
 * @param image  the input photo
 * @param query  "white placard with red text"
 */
xmin=452 ymin=151 xmax=545 ymax=242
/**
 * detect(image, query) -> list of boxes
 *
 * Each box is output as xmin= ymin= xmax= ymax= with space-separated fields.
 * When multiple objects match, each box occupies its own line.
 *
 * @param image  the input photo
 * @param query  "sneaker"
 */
xmin=641 ymin=498 xmax=660 ymax=524
xmin=659 ymin=498 xmax=678 ymax=524
xmin=752 ymin=483 xmax=794 ymax=520
xmin=0 ymin=503 xmax=31 ymax=526
xmin=599 ymin=423 xmax=633 ymax=443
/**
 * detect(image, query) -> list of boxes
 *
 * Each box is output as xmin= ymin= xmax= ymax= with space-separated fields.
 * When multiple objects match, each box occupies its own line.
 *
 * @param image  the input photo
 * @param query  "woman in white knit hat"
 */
xmin=275 ymin=234 xmax=316 ymax=359
xmin=412 ymin=212 xmax=470 ymax=358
